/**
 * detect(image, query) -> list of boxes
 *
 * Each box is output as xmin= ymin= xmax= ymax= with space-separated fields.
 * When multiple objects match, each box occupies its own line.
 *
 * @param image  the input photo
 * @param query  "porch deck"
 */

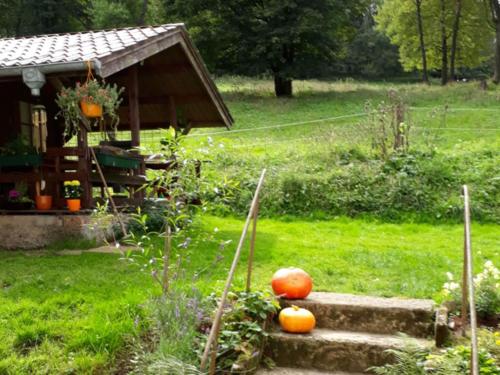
xmin=0 ymin=145 xmax=174 ymax=211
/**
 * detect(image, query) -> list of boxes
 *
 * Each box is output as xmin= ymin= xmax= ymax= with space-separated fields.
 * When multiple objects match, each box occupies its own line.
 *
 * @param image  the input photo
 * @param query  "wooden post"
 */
xmin=462 ymin=185 xmax=479 ymax=375
xmin=168 ymin=96 xmax=178 ymax=131
xmin=246 ymin=200 xmax=259 ymax=292
xmin=77 ymin=127 xmax=92 ymax=209
xmin=128 ymin=65 xmax=140 ymax=148
xmin=200 ymin=170 xmax=266 ymax=371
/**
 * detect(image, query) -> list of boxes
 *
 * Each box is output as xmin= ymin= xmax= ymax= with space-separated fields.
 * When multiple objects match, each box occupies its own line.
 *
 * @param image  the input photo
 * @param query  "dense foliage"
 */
xmin=2 ymin=0 xmax=499 ymax=86
xmin=371 ymin=329 xmax=500 ymax=374
xmin=217 ymin=148 xmax=499 ymax=223
xmin=163 ymin=0 xmax=370 ymax=96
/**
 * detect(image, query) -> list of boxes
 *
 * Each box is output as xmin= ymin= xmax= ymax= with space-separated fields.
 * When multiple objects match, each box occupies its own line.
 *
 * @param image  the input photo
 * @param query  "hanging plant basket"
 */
xmin=56 ymin=77 xmax=124 ymax=138
xmin=80 ymin=99 xmax=103 ymax=118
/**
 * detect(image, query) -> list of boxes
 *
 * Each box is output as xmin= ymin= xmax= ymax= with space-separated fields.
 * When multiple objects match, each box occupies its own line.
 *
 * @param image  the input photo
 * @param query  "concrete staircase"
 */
xmin=258 ymin=292 xmax=436 ymax=374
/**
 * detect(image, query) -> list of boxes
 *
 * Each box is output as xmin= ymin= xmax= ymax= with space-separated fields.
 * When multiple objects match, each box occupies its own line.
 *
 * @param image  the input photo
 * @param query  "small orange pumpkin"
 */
xmin=279 ymin=305 xmax=316 ymax=333
xmin=271 ymin=267 xmax=313 ymax=299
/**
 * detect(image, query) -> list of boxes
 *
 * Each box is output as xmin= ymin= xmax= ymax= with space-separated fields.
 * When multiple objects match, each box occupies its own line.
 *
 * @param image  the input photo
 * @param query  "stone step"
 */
xmin=280 ymin=292 xmax=435 ymax=338
xmin=256 ymin=368 xmax=364 ymax=375
xmin=265 ymin=328 xmax=433 ymax=373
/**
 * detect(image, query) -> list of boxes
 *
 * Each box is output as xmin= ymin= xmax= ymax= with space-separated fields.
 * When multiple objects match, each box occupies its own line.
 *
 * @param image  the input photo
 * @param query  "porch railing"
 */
xmin=461 ymin=185 xmax=479 ymax=375
xmin=200 ymin=169 xmax=267 ymax=373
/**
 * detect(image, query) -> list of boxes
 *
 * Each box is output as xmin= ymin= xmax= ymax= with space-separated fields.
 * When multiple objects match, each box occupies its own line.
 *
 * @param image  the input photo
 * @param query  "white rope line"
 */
xmin=187 ymin=113 xmax=367 ymax=137
xmin=188 ymin=106 xmax=499 ymax=138
xmin=220 ymin=127 xmax=499 ymax=149
xmin=409 ymin=106 xmax=500 ymax=112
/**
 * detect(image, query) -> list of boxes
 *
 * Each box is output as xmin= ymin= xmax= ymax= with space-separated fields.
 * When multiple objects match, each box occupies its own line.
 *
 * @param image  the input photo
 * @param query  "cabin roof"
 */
xmin=0 ymin=25 xmax=182 ymax=69
xmin=0 ymin=25 xmax=233 ymax=129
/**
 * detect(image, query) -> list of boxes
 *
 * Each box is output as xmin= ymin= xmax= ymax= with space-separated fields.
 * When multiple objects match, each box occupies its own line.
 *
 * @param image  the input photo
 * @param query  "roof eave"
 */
xmin=0 ymin=59 xmax=102 ymax=77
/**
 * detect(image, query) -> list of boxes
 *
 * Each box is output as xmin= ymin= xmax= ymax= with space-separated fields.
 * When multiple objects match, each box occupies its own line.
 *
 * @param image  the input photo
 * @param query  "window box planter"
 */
xmin=0 ymin=154 xmax=42 ymax=168
xmin=95 ymin=152 xmax=141 ymax=169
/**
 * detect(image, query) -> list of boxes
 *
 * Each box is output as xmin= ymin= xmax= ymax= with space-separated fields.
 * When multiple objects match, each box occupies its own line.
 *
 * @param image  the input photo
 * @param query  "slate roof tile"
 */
xmin=0 ymin=24 xmax=182 ymax=68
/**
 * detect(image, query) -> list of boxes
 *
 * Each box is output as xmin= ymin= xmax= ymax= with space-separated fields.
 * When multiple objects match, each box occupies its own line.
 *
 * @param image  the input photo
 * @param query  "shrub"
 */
xmin=441 ymin=260 xmax=500 ymax=319
xmin=371 ymin=332 xmax=500 ymax=375
xmin=214 ymin=148 xmax=499 ymax=223
xmin=198 ymin=291 xmax=279 ymax=373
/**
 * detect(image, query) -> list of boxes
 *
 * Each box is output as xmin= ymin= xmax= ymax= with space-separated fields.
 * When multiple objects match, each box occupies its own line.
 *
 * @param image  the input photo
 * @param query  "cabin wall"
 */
xmin=0 ymin=80 xmax=64 ymax=148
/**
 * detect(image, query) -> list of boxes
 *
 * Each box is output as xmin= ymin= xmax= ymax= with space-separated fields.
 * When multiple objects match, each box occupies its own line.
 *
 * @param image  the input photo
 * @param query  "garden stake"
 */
xmin=200 ymin=169 xmax=266 ymax=371
xmin=162 ymin=225 xmax=171 ymax=295
xmin=246 ymin=199 xmax=259 ymax=292
xmin=462 ymin=185 xmax=479 ymax=375
xmin=89 ymin=146 xmax=127 ymax=237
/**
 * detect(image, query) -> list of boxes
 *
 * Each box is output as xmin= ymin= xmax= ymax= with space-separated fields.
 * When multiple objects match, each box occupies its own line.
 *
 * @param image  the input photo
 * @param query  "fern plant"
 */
xmin=369 ymin=345 xmax=428 ymax=375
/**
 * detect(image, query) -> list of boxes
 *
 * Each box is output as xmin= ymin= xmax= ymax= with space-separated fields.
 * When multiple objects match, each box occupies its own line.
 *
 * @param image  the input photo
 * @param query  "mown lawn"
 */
xmin=2 ymin=78 xmax=499 ymax=372
xmin=0 ymin=216 xmax=498 ymax=373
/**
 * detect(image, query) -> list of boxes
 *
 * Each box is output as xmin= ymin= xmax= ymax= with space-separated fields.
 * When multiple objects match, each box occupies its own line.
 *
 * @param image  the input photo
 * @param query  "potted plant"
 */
xmin=35 ymin=180 xmax=52 ymax=210
xmin=0 ymin=136 xmax=42 ymax=168
xmin=6 ymin=189 xmax=34 ymax=210
xmin=64 ymin=180 xmax=82 ymax=212
xmin=56 ymin=79 xmax=124 ymax=138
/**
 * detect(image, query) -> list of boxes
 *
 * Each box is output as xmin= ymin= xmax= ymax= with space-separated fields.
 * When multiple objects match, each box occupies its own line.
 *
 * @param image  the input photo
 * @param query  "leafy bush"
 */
xmin=371 ymin=331 xmax=500 ymax=375
xmin=128 ymin=292 xmax=205 ymax=374
xmin=442 ymin=260 xmax=500 ymax=319
xmin=426 ymin=345 xmax=500 ymax=375
xmin=198 ymin=291 xmax=279 ymax=373
xmin=216 ymin=148 xmax=499 ymax=223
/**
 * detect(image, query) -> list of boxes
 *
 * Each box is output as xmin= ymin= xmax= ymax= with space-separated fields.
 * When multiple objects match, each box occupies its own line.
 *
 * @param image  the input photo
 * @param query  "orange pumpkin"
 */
xmin=271 ymin=267 xmax=313 ymax=299
xmin=279 ymin=305 xmax=316 ymax=333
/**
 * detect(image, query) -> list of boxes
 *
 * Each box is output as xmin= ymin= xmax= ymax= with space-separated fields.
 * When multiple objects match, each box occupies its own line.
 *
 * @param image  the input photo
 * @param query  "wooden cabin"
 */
xmin=0 ymin=24 xmax=233 ymax=212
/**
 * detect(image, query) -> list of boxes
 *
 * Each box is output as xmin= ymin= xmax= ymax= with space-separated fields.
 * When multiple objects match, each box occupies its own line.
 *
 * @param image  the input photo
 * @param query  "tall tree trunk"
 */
xmin=440 ymin=0 xmax=448 ymax=85
xmin=137 ymin=0 xmax=149 ymax=26
xmin=494 ymin=26 xmax=500 ymax=83
xmin=492 ymin=0 xmax=500 ymax=84
xmin=274 ymin=74 xmax=293 ymax=97
xmin=415 ymin=0 xmax=429 ymax=83
xmin=450 ymin=0 xmax=462 ymax=81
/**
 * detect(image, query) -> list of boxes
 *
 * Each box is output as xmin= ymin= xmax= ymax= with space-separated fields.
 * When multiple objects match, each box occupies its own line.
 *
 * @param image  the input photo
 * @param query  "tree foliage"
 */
xmin=376 ymin=0 xmax=493 ymax=76
xmin=163 ymin=0 xmax=370 ymax=96
xmin=91 ymin=0 xmax=165 ymax=29
xmin=0 ymin=0 xmax=91 ymax=36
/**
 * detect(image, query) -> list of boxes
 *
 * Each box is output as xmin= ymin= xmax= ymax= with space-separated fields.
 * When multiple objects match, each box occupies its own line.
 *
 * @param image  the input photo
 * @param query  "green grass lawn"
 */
xmin=0 ymin=216 xmax=498 ymax=373
xmin=3 ymin=78 xmax=499 ymax=372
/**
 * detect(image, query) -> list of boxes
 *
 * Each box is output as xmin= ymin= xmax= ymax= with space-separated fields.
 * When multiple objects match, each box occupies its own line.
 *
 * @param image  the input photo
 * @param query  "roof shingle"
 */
xmin=0 ymin=24 xmax=182 ymax=68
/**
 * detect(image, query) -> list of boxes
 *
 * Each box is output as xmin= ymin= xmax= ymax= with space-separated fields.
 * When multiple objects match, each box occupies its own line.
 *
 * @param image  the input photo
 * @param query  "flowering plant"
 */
xmin=56 ymin=79 xmax=124 ymax=138
xmin=64 ymin=180 xmax=82 ymax=199
xmin=7 ymin=188 xmax=34 ymax=205
xmin=442 ymin=260 xmax=500 ymax=319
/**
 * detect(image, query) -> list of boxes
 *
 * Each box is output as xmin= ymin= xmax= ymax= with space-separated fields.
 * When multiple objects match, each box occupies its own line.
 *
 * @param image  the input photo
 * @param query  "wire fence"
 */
xmin=78 ymin=105 xmax=499 ymax=150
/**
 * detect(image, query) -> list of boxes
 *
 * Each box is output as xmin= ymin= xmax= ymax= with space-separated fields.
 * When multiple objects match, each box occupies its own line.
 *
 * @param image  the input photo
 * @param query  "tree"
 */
xmin=377 ymin=0 xmax=492 ymax=83
xmin=91 ymin=0 xmax=165 ymax=29
xmin=0 ymin=0 xmax=91 ymax=36
xmin=439 ymin=0 xmax=448 ymax=85
xmin=164 ymin=0 xmax=370 ymax=97
xmin=415 ymin=0 xmax=429 ymax=83
xmin=484 ymin=0 xmax=500 ymax=83
xmin=449 ymin=0 xmax=463 ymax=80
xmin=337 ymin=7 xmax=402 ymax=78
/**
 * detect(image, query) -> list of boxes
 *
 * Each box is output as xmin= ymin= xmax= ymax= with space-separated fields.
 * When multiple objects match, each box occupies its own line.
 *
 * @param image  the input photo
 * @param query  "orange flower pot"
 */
xmin=36 ymin=195 xmax=52 ymax=210
xmin=80 ymin=100 xmax=103 ymax=118
xmin=67 ymin=199 xmax=81 ymax=212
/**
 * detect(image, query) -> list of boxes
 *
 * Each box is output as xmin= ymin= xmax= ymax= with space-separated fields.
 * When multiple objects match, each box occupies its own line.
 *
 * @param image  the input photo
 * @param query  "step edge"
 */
xmin=281 ymin=292 xmax=435 ymax=312
xmin=269 ymin=328 xmax=434 ymax=348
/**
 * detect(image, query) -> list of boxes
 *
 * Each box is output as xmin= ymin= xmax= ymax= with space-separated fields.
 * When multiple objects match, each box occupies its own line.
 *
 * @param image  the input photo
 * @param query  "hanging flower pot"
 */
xmin=56 ymin=79 xmax=124 ymax=139
xmin=35 ymin=195 xmax=52 ymax=210
xmin=66 ymin=199 xmax=81 ymax=212
xmin=80 ymin=99 xmax=103 ymax=118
